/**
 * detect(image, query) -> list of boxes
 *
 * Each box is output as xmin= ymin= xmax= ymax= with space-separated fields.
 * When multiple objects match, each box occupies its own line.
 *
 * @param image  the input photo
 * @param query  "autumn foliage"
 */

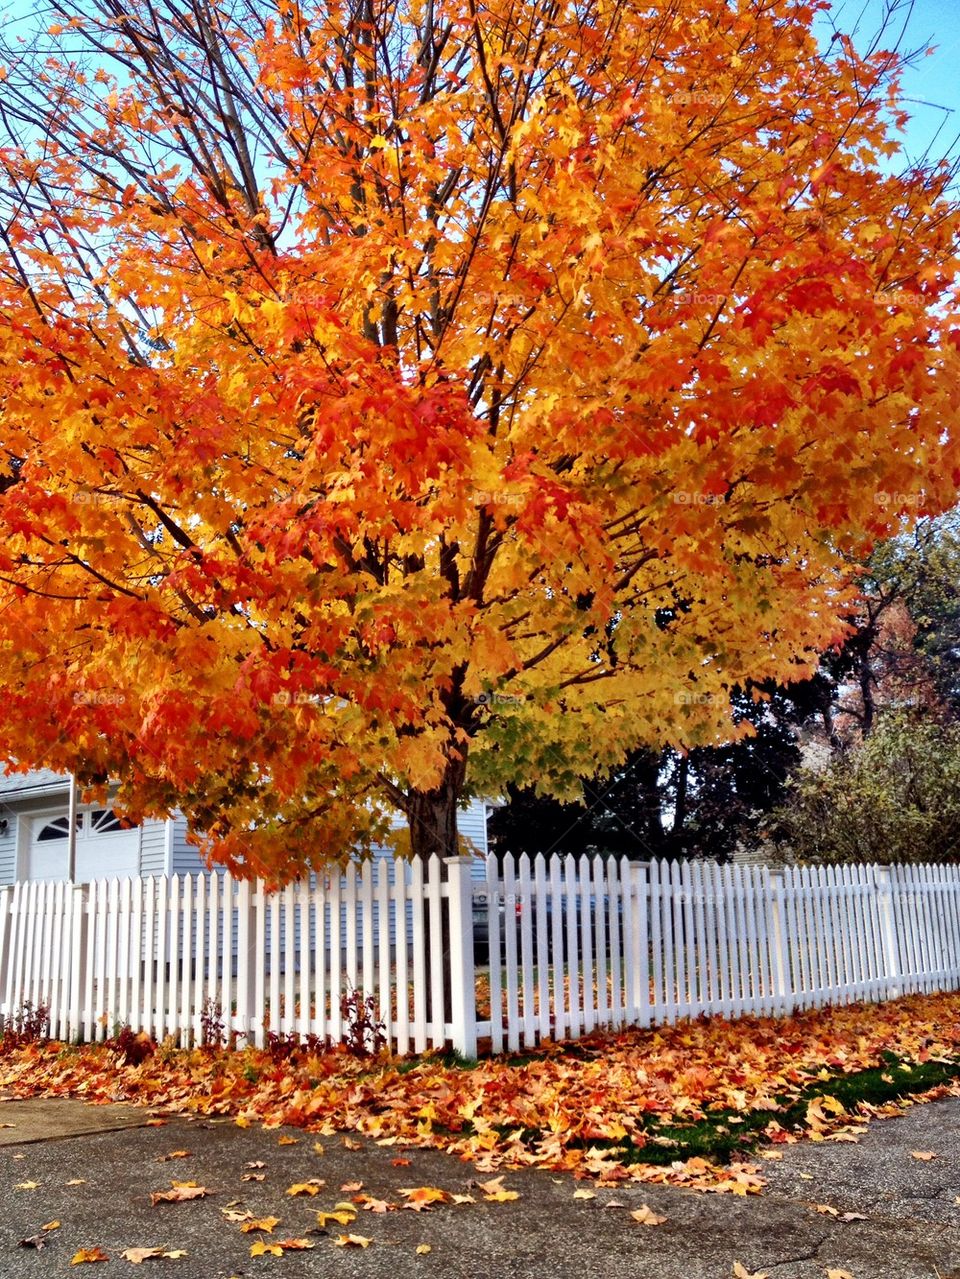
xmin=0 ymin=0 xmax=958 ymax=875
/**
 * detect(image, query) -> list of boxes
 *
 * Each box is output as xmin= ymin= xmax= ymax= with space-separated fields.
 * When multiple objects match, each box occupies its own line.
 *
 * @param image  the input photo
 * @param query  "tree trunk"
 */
xmin=405 ymin=751 xmax=469 ymax=1045
xmin=406 ymin=750 xmax=468 ymax=860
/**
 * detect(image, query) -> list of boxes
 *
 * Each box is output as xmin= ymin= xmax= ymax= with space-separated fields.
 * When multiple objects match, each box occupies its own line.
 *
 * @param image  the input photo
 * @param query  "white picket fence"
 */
xmin=480 ymin=856 xmax=960 ymax=1053
xmin=0 ymin=855 xmax=958 ymax=1057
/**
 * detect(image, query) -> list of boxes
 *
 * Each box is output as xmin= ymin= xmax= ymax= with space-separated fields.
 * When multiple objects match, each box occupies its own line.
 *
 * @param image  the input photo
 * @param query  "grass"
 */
xmin=571 ymin=1051 xmax=960 ymax=1167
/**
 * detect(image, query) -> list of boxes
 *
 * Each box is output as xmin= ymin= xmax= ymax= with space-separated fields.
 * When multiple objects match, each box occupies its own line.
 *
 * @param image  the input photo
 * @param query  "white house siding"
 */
xmin=139 ymin=817 xmax=170 ymax=878
xmin=0 ymin=769 xmax=491 ymax=887
xmin=0 ymin=817 xmax=15 ymax=883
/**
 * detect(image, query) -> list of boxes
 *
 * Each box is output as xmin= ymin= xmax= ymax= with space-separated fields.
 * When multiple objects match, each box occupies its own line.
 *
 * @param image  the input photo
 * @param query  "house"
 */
xmin=0 ymin=768 xmax=492 ymax=884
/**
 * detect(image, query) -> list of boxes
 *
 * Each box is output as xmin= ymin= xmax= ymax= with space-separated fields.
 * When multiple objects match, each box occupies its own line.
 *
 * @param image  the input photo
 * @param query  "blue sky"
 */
xmin=1 ymin=0 xmax=957 ymax=165
xmin=838 ymin=0 xmax=960 ymax=163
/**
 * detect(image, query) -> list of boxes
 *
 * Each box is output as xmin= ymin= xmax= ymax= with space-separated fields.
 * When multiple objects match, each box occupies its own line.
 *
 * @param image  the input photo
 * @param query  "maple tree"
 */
xmin=0 ymin=0 xmax=959 ymax=878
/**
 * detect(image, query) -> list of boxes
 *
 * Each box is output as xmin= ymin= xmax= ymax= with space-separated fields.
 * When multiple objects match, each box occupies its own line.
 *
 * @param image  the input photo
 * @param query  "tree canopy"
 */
xmin=0 ymin=0 xmax=958 ymax=878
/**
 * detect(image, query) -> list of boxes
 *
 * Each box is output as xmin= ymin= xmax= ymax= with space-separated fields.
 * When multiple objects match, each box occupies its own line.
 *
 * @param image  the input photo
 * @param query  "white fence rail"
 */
xmin=0 ymin=856 xmax=958 ymax=1057
xmin=478 ymin=856 xmax=960 ymax=1053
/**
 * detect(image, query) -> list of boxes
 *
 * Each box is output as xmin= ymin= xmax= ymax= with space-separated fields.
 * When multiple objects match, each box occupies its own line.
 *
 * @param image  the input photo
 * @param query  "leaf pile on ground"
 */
xmin=1 ymin=992 xmax=959 ymax=1193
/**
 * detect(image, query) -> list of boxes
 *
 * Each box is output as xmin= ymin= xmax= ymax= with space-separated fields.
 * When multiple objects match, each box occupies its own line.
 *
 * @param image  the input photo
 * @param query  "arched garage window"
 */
xmin=35 ymin=815 xmax=80 ymax=842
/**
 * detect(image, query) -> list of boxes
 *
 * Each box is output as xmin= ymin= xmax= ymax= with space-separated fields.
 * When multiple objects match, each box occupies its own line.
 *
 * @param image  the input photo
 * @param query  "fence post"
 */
xmin=445 ymin=856 xmax=477 ymax=1059
xmin=767 ymin=869 xmax=790 ymax=1015
xmin=0 ymin=887 xmax=10 ymax=1024
xmin=234 ymin=878 xmax=258 ymax=1048
xmin=876 ymin=866 xmax=900 ymax=999
xmin=68 ymin=884 xmax=87 ymax=1042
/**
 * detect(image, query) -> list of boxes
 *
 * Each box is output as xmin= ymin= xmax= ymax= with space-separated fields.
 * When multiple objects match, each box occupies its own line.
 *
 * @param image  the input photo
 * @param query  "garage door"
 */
xmin=28 ymin=808 xmax=140 ymax=882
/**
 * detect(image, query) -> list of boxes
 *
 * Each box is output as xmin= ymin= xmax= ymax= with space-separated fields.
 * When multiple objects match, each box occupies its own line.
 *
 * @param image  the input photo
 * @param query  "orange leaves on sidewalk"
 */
xmin=1 ymin=992 xmax=959 ymax=1197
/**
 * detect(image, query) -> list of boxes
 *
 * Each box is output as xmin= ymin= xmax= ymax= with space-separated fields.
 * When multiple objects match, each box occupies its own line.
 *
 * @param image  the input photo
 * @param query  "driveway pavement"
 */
xmin=0 ymin=1093 xmax=955 ymax=1278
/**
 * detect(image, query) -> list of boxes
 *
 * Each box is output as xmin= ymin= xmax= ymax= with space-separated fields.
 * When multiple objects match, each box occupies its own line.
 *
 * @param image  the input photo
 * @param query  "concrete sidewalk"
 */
xmin=0 ymin=1093 xmax=955 ymax=1278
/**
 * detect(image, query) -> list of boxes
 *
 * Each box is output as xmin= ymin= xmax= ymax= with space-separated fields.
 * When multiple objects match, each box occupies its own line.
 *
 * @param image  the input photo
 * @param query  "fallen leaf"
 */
xmin=18 ymin=1236 xmax=46 ymax=1250
xmin=66 ymin=1179 xmax=87 ymax=1187
xmin=249 ymin=1240 xmax=283 ymax=1258
xmin=240 ymin=1217 xmax=281 ymax=1234
xmin=602 ymin=1200 xmax=627 ymax=1209
xmin=71 ymin=1248 xmax=110 ymax=1264
xmin=400 ymin=1186 xmax=448 ymax=1211
xmin=244 ymin=1161 xmax=266 ymax=1170
xmin=450 ymin=1193 xmax=475 ymax=1205
xmin=277 ymin=1135 xmax=299 ymax=1146
xmin=41 ymin=1220 xmax=61 ymax=1231
xmin=333 ymin=1234 xmax=371 ymax=1248
xmin=358 ymin=1196 xmax=395 ymax=1213
xmin=910 ymin=1151 xmax=937 ymax=1161
xmin=312 ymin=1142 xmax=325 ymax=1156
xmin=150 ymin=1180 xmax=211 ymax=1206
xmin=316 ymin=1209 xmax=357 ymax=1228
xmin=342 ymin=1137 xmax=362 ymax=1150
xmin=156 ymin=1151 xmax=191 ymax=1162
xmin=287 ymin=1181 xmax=324 ymax=1197
xmin=240 ymin=1173 xmax=265 ymax=1183
xmin=799 ymin=1173 xmax=814 ymax=1181
xmin=759 ymin=1151 xmax=783 ymax=1161
xmin=15 ymin=1180 xmax=39 ymax=1190
xmin=416 ymin=1244 xmax=432 ymax=1255
xmin=121 ymin=1247 xmax=183 ymax=1264
xmin=814 ymin=1204 xmax=840 ymax=1216
xmin=630 ymin=1205 xmax=667 ymax=1226
xmin=391 ymin=1158 xmax=411 ymax=1167
xmin=273 ymin=1239 xmax=315 ymax=1251
xmin=341 ymin=1181 xmax=363 ymax=1192
xmin=732 ymin=1265 xmax=769 ymax=1279
xmin=221 ymin=1208 xmax=253 ymax=1224
xmin=572 ymin=1189 xmax=596 ymax=1201
xmin=145 ymin=1119 xmax=167 ymax=1128
xmin=825 ymin=1271 xmax=855 ymax=1279
xmin=478 ymin=1176 xmax=519 ymax=1202
xmin=838 ymin=1212 xmax=868 ymax=1222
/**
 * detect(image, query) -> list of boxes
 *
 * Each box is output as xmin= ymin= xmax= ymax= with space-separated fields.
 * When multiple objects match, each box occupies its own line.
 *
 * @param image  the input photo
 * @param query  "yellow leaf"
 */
xmin=825 ymin=1271 xmax=855 ymax=1279
xmin=333 ymin=1234 xmax=372 ymax=1248
xmin=316 ymin=1209 xmax=356 ymax=1228
xmin=910 ymin=1150 xmax=937 ymax=1161
xmin=71 ymin=1248 xmax=109 ymax=1265
xmin=813 ymin=1204 xmax=839 ymax=1216
xmin=250 ymin=1240 xmax=283 ymax=1258
xmin=400 ymin=1186 xmax=448 ymax=1211
xmin=15 ymin=1180 xmax=39 ymax=1190
xmin=819 ymin=1096 xmax=846 ymax=1116
xmin=732 ymin=1265 xmax=769 ymax=1279
xmin=277 ymin=1135 xmax=299 ymax=1146
xmin=416 ymin=1243 xmax=432 ymax=1255
xmin=630 ymin=1205 xmax=667 ymax=1226
xmin=286 ymin=1181 xmax=323 ymax=1196
xmin=572 ymin=1189 xmax=595 ymax=1200
xmin=477 ymin=1176 xmax=518 ymax=1202
xmin=41 ymin=1221 xmax=60 ymax=1231
xmin=240 ymin=1216 xmax=281 ymax=1234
